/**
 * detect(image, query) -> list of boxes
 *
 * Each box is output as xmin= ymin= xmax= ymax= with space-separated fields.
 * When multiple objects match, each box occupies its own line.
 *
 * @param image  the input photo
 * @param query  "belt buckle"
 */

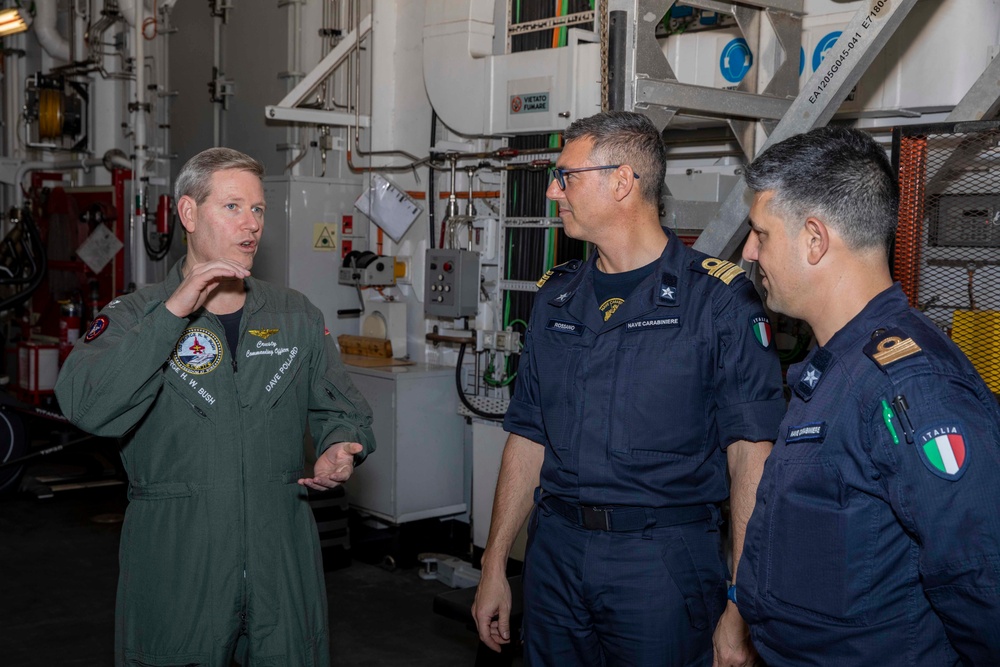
xmin=581 ymin=506 xmax=611 ymax=531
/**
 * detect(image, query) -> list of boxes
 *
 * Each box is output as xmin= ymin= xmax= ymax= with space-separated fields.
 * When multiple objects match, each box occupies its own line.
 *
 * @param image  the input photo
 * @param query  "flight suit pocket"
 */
xmin=765 ymin=459 xmax=875 ymax=624
xmin=265 ymin=362 xmax=307 ymax=480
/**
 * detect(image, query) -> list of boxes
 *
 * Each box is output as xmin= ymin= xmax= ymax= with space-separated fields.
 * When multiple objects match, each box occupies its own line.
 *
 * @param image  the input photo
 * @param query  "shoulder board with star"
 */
xmin=688 ymin=257 xmax=746 ymax=286
xmin=864 ymin=327 xmax=924 ymax=370
xmin=536 ymin=259 xmax=583 ymax=288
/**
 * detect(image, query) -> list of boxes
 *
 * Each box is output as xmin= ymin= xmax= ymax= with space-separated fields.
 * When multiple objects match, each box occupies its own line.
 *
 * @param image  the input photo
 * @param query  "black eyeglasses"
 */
xmin=549 ymin=165 xmax=640 ymax=191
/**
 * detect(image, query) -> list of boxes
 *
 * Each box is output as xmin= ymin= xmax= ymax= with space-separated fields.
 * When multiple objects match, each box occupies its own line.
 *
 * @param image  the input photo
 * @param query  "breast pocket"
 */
xmin=764 ymin=458 xmax=878 ymax=624
xmin=613 ymin=330 xmax=708 ymax=457
xmin=532 ymin=337 xmax=583 ymax=451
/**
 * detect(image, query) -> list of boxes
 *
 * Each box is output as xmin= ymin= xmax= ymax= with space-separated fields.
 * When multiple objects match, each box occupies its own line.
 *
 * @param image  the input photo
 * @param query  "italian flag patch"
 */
xmin=749 ymin=314 xmax=772 ymax=349
xmin=919 ymin=425 xmax=968 ymax=480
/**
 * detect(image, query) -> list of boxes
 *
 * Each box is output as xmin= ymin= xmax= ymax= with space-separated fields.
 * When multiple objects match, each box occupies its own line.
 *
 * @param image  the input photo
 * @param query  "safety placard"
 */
xmin=313 ymin=224 xmax=337 ymax=251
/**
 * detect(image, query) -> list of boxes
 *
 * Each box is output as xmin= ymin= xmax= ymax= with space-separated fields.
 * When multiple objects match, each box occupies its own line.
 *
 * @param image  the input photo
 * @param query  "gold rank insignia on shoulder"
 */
xmin=249 ymin=328 xmax=279 ymax=340
xmin=871 ymin=335 xmax=922 ymax=367
xmin=536 ymin=270 xmax=555 ymax=288
xmin=696 ymin=258 xmax=745 ymax=285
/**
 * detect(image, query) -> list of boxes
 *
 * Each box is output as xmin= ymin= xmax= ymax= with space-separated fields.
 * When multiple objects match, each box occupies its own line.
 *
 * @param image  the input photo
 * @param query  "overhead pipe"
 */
xmin=34 ymin=0 xmax=71 ymax=62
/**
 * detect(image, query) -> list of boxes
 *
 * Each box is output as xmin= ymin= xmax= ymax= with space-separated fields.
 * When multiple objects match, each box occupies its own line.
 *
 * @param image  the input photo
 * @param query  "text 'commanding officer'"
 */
xmin=55 ymin=147 xmax=375 ymax=667
xmin=736 ymin=127 xmax=1000 ymax=666
xmin=471 ymin=111 xmax=785 ymax=667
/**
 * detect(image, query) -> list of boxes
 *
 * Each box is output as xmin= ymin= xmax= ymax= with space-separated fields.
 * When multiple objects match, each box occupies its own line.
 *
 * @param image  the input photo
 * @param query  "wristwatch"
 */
xmin=727 ymin=583 xmax=738 ymax=605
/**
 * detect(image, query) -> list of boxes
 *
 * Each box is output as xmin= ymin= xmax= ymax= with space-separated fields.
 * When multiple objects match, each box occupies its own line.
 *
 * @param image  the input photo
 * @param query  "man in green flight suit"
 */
xmin=55 ymin=147 xmax=375 ymax=666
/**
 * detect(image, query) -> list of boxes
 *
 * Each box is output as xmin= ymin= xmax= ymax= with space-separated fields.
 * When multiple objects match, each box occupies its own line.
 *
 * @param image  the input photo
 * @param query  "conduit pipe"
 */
xmin=34 ymin=0 xmax=71 ymax=62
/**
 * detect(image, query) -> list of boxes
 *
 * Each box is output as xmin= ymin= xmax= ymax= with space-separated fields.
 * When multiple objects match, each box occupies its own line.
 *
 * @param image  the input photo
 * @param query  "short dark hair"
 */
xmin=563 ymin=111 xmax=666 ymax=205
xmin=743 ymin=126 xmax=898 ymax=252
xmin=175 ymin=147 xmax=264 ymax=204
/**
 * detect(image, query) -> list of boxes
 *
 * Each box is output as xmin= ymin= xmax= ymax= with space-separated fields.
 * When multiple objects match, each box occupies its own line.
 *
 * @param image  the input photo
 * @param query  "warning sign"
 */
xmin=313 ymin=224 xmax=337 ymax=251
xmin=510 ymin=92 xmax=549 ymax=114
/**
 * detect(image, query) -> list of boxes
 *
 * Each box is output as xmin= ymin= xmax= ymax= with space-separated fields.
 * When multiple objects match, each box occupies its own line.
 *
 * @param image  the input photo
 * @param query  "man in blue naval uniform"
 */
xmin=737 ymin=127 xmax=1000 ymax=665
xmin=472 ymin=111 xmax=785 ymax=666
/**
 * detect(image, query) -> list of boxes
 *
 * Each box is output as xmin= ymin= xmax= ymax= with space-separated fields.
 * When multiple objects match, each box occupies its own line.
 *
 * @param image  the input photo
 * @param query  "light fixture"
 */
xmin=0 ymin=8 xmax=30 ymax=38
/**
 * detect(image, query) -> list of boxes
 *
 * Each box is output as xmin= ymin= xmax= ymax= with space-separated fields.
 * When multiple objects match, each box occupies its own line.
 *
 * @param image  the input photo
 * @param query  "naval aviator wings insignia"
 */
xmin=249 ymin=328 xmax=280 ymax=340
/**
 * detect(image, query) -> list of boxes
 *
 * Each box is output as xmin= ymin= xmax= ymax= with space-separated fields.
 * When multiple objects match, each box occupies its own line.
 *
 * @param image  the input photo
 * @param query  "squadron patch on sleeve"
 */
xmin=171 ymin=328 xmax=224 ymax=375
xmin=918 ymin=424 xmax=969 ymax=481
xmin=749 ymin=314 xmax=773 ymax=349
xmin=84 ymin=315 xmax=110 ymax=343
xmin=690 ymin=258 xmax=746 ymax=285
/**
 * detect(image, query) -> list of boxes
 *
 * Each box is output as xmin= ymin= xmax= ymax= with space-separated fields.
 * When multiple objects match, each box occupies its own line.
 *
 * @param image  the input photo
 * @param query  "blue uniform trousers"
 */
xmin=522 ymin=498 xmax=727 ymax=666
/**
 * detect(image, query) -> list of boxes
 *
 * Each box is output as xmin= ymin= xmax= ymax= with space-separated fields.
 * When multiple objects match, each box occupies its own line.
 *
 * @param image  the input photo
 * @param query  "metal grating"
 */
xmin=894 ymin=122 xmax=1000 ymax=393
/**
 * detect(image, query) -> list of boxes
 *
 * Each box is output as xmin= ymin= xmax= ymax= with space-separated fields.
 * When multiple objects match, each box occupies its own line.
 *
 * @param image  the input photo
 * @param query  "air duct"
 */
xmin=34 ymin=0 xmax=70 ymax=62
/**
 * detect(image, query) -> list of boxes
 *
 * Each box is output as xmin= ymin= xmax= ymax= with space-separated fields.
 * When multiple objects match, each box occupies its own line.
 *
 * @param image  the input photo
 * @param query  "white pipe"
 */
xmin=34 ymin=0 xmax=71 ymax=62
xmin=13 ymin=159 xmax=106 ymax=206
xmin=132 ymin=0 xmax=149 ymax=286
xmin=119 ymin=0 xmax=153 ymax=27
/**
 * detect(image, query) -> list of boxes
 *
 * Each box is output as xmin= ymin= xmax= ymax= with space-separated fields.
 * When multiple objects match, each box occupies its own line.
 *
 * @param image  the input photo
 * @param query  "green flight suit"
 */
xmin=55 ymin=259 xmax=375 ymax=667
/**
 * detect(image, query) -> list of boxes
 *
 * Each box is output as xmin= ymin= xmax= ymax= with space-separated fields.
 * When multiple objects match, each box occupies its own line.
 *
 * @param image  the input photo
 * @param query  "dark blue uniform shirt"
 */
xmin=738 ymin=283 xmax=1000 ymax=666
xmin=504 ymin=229 xmax=785 ymax=507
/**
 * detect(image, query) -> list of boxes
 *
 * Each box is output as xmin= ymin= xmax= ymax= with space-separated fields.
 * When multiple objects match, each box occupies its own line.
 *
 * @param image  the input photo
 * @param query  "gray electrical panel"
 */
xmin=424 ymin=248 xmax=480 ymax=317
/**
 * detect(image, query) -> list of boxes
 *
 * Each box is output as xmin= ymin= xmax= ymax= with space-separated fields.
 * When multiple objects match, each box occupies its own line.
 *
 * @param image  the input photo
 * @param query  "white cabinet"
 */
xmin=346 ymin=364 xmax=466 ymax=524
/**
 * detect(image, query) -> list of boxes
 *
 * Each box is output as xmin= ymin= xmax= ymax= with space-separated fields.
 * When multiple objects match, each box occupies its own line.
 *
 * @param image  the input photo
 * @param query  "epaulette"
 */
xmin=864 ymin=327 xmax=924 ymax=371
xmin=688 ymin=257 xmax=746 ymax=286
xmin=536 ymin=258 xmax=583 ymax=288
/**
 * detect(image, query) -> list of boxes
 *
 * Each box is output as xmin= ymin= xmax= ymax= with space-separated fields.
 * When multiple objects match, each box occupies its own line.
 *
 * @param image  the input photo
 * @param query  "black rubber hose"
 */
xmin=456 ymin=342 xmax=506 ymax=421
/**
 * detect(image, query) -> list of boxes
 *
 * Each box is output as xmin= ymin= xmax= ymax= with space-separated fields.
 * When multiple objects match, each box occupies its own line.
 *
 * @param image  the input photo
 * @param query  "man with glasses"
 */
xmin=472 ymin=111 xmax=784 ymax=666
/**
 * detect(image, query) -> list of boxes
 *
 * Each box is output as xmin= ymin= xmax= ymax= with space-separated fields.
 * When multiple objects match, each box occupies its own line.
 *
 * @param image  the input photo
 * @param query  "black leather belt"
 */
xmin=541 ymin=494 xmax=713 ymax=532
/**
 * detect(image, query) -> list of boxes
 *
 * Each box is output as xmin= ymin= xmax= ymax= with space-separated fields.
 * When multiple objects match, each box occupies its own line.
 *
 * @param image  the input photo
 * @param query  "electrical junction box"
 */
xmin=424 ymin=248 xmax=480 ymax=318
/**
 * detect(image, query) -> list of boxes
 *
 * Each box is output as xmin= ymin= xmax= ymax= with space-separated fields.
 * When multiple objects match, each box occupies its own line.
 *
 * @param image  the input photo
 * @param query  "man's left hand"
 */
xmin=712 ymin=602 xmax=757 ymax=667
xmin=298 ymin=442 xmax=363 ymax=491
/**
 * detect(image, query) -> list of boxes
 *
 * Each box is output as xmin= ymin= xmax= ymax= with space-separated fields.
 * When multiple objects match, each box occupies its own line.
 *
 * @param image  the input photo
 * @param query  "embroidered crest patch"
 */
xmin=918 ymin=424 xmax=969 ymax=481
xmin=172 ymin=328 xmax=224 ymax=375
xmin=750 ymin=314 xmax=772 ymax=349
xmin=84 ymin=315 xmax=110 ymax=343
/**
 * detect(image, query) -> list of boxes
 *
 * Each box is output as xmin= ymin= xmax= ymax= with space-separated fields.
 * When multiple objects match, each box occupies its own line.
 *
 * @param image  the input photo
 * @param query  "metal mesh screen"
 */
xmin=894 ymin=122 xmax=1000 ymax=393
